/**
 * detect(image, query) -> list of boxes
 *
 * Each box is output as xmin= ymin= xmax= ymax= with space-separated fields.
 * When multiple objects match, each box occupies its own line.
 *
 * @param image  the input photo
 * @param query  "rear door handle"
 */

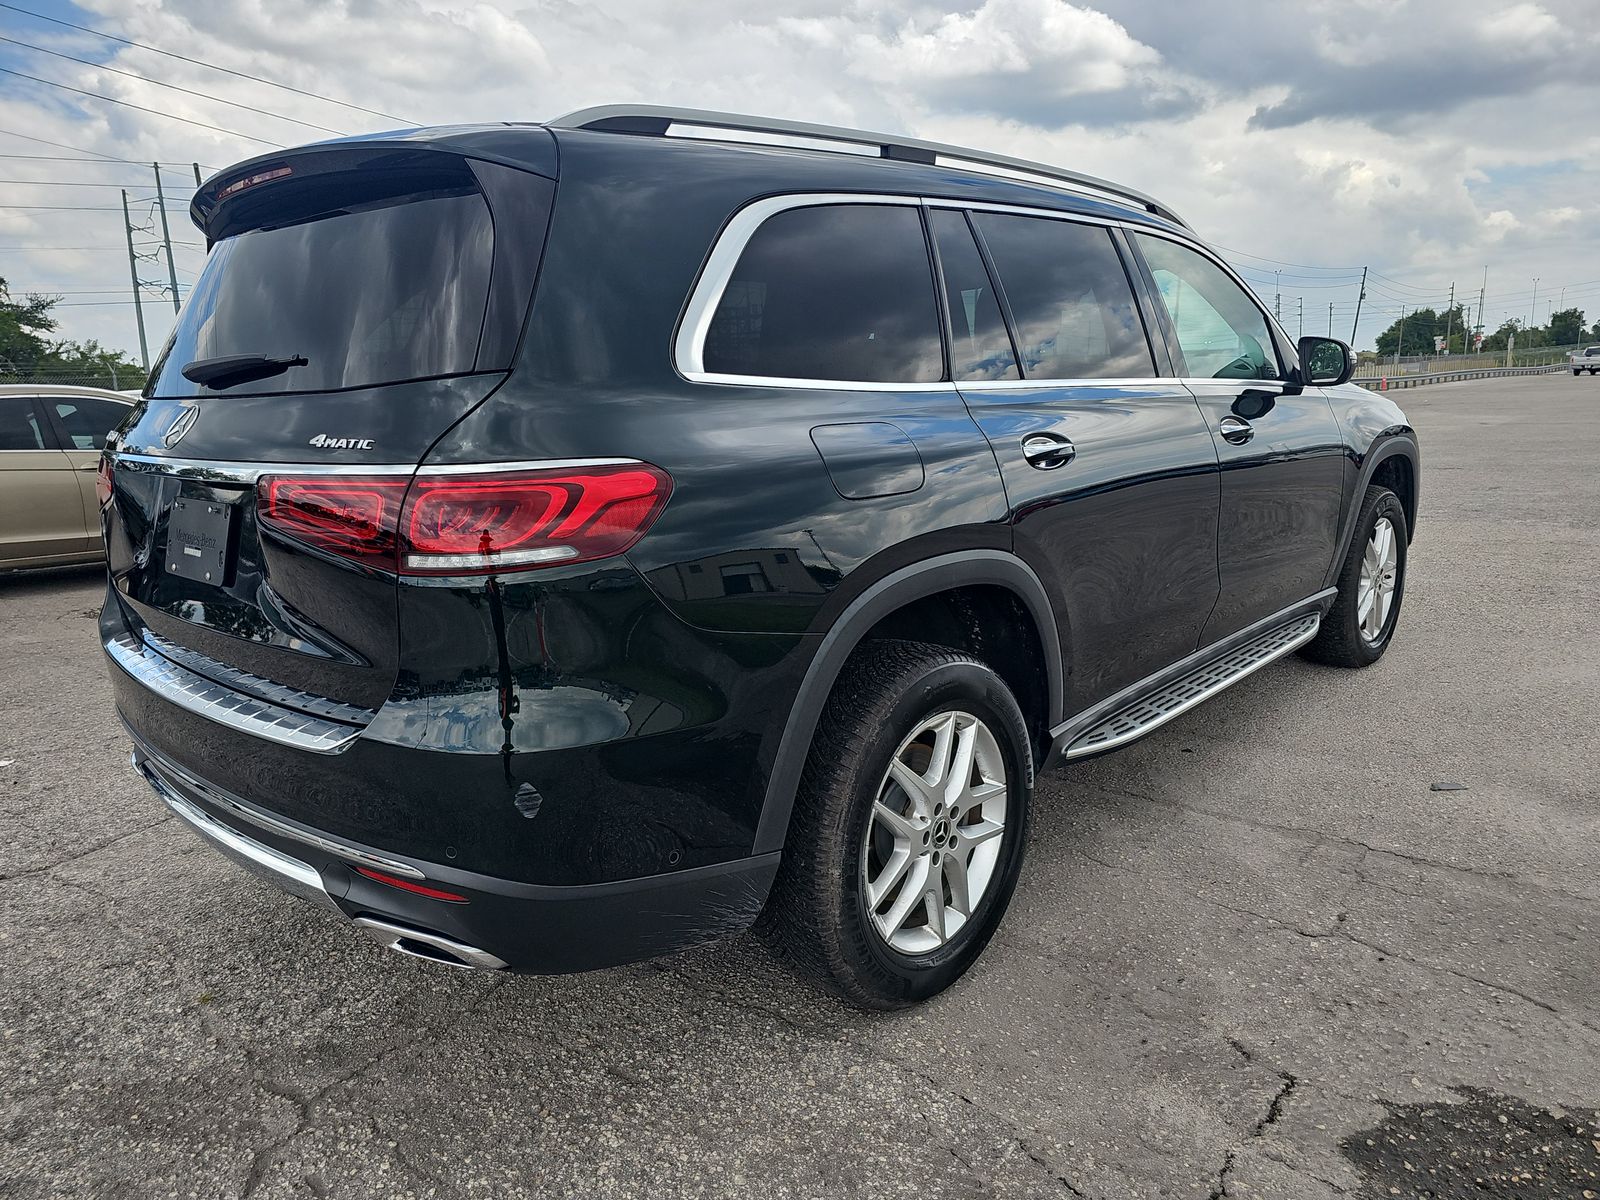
xmin=1217 ymin=416 xmax=1254 ymax=444
xmin=1021 ymin=433 xmax=1075 ymax=470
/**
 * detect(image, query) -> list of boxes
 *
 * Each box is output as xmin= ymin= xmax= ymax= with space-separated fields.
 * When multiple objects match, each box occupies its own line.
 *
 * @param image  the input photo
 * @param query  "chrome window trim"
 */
xmin=676 ymin=192 xmax=1189 ymax=393
xmin=107 ymin=632 xmax=363 ymax=754
xmin=924 ymin=196 xmax=1119 ymax=228
xmin=674 ymin=192 xmax=944 ymax=391
xmin=957 ymin=377 xmax=1180 ymax=392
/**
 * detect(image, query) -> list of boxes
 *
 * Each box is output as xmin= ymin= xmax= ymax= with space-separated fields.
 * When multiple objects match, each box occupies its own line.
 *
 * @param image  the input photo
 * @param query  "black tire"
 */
xmin=758 ymin=640 xmax=1034 ymax=1009
xmin=1302 ymin=485 xmax=1409 ymax=667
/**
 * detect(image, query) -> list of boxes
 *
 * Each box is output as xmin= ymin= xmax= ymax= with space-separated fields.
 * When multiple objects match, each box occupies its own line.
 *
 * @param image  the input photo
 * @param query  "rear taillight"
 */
xmin=95 ymin=457 xmax=114 ymax=508
xmin=256 ymin=464 xmax=672 ymax=576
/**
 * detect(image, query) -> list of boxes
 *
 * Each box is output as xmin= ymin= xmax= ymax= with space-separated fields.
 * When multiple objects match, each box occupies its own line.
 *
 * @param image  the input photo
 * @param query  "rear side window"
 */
xmin=929 ymin=209 xmax=1019 ymax=382
xmin=50 ymin=397 xmax=128 ymax=450
xmin=973 ymin=213 xmax=1154 ymax=380
xmin=702 ymin=204 xmax=944 ymax=384
xmin=0 ymin=397 xmax=47 ymax=450
xmin=1134 ymin=233 xmax=1282 ymax=381
xmin=149 ymin=185 xmax=495 ymax=396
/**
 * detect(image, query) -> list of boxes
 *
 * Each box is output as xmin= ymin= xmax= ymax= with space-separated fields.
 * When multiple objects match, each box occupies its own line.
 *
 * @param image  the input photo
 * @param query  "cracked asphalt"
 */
xmin=3 ymin=372 xmax=1597 ymax=1199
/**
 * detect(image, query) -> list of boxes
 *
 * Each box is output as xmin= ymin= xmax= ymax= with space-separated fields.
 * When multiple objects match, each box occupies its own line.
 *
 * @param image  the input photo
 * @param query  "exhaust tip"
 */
xmin=353 ymin=917 xmax=507 ymax=971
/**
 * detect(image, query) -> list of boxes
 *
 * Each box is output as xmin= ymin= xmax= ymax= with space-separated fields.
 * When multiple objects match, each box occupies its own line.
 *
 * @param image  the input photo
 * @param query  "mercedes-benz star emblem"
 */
xmin=162 ymin=408 xmax=198 ymax=449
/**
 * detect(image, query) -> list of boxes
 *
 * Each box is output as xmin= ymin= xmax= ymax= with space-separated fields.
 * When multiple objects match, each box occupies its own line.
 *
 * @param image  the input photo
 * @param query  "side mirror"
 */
xmin=1298 ymin=336 xmax=1356 ymax=387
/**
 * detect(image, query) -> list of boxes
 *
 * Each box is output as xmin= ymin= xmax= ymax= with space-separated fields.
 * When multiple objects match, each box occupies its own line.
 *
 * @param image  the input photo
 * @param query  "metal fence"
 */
xmin=1355 ymin=363 xmax=1569 ymax=391
xmin=1354 ymin=345 xmax=1584 ymax=379
xmin=0 ymin=370 xmax=143 ymax=393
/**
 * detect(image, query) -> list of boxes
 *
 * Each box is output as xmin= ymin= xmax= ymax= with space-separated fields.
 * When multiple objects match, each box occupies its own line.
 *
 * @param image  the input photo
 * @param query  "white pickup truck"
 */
xmin=1571 ymin=345 xmax=1600 ymax=374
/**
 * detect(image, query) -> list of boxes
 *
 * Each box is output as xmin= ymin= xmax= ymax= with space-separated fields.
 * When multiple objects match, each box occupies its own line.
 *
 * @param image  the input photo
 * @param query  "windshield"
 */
xmin=148 ymin=191 xmax=493 ymax=396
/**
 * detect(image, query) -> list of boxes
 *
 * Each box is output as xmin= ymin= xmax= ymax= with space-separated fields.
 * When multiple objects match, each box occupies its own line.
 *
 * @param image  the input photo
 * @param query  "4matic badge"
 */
xmin=308 ymin=434 xmax=375 ymax=450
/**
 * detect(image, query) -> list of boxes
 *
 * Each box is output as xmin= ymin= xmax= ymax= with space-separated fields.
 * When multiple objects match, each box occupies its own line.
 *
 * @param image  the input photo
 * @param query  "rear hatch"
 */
xmin=104 ymin=134 xmax=556 ymax=711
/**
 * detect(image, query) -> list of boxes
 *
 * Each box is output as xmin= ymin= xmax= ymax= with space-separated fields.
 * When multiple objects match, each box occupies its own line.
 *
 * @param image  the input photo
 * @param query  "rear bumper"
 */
xmin=129 ymin=730 xmax=780 ymax=974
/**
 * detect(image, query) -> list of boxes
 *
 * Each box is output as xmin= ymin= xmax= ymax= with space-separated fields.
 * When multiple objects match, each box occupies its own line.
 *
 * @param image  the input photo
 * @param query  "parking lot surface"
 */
xmin=3 ymin=373 xmax=1597 ymax=1199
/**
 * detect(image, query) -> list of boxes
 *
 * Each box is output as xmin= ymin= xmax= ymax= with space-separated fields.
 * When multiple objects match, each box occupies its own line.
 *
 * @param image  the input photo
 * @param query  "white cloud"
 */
xmin=1 ymin=0 xmax=1596 ymax=356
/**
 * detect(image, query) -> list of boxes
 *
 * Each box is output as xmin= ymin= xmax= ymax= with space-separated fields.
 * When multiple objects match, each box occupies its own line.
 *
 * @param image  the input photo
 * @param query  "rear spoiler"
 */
xmin=191 ymin=125 xmax=557 ymax=237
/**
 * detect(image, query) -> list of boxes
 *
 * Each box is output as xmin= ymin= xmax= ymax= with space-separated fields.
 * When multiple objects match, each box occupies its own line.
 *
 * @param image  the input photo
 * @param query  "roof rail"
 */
xmin=548 ymin=104 xmax=1188 ymax=229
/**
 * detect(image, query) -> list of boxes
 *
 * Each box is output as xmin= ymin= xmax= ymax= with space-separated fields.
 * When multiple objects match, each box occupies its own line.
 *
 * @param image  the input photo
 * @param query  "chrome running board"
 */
xmin=1063 ymin=612 xmax=1321 ymax=759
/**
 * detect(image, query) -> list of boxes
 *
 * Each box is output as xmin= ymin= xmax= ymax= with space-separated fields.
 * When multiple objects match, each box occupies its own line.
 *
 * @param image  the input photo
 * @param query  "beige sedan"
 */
xmin=0 ymin=384 xmax=136 ymax=570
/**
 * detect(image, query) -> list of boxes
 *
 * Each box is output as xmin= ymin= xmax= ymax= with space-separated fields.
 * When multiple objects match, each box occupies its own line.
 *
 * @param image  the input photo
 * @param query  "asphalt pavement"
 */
xmin=2 ymin=372 xmax=1596 ymax=1199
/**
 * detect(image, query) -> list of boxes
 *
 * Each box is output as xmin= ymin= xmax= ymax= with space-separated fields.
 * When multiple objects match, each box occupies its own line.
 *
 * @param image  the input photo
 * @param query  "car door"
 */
xmin=933 ymin=205 xmax=1221 ymax=711
xmin=40 ymin=394 xmax=132 ymax=547
xmin=0 ymin=394 xmax=89 ymax=566
xmin=1129 ymin=231 xmax=1346 ymax=645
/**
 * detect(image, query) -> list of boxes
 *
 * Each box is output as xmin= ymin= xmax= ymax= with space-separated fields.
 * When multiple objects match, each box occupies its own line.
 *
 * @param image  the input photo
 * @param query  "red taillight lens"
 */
xmin=95 ymin=457 xmax=114 ymax=507
xmin=256 ymin=464 xmax=671 ymax=576
xmin=258 ymin=476 xmax=408 ymax=571
xmin=401 ymin=466 xmax=672 ymax=574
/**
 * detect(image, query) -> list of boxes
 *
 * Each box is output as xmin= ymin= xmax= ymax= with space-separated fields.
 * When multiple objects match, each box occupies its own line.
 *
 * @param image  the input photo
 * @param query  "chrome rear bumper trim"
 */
xmin=129 ymin=739 xmax=427 ymax=880
xmin=151 ymin=774 xmax=338 ymax=911
xmin=140 ymin=630 xmax=376 ymax=725
xmin=107 ymin=633 xmax=361 ymax=754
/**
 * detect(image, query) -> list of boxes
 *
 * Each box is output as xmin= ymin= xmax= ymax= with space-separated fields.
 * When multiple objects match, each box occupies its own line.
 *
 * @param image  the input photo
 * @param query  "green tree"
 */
xmin=1480 ymin=319 xmax=1523 ymax=353
xmin=1376 ymin=307 xmax=1438 ymax=357
xmin=0 ymin=277 xmax=144 ymax=389
xmin=1547 ymin=307 xmax=1586 ymax=347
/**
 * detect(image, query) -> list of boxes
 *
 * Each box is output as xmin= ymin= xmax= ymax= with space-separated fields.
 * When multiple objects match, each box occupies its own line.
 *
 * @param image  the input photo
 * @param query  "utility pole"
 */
xmin=1328 ymin=302 xmax=1334 ymax=337
xmin=1443 ymin=282 xmax=1455 ymax=355
xmin=121 ymin=189 xmax=150 ymax=372
xmin=1349 ymin=266 xmax=1367 ymax=345
xmin=1274 ymin=270 xmax=1281 ymax=321
xmin=1529 ymin=277 xmax=1539 ymax=337
xmin=1394 ymin=307 xmax=1408 ymax=367
xmin=1476 ymin=268 xmax=1487 ymax=355
xmin=153 ymin=163 xmax=181 ymax=313
xmin=1298 ymin=297 xmax=1303 ymax=339
xmin=192 ymin=162 xmax=203 ymax=186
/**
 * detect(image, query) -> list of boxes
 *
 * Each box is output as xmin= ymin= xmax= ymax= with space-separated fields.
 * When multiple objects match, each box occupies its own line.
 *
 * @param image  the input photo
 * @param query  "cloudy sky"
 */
xmin=2 ymin=0 xmax=1597 ymax=363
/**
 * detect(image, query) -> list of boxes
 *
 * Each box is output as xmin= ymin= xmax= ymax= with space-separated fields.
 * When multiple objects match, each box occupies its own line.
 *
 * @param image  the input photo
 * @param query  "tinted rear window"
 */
xmin=929 ymin=209 xmax=1018 ymax=382
xmin=148 ymin=191 xmax=493 ymax=396
xmin=974 ymin=213 xmax=1153 ymax=380
xmin=0 ymin=397 xmax=46 ymax=450
xmin=702 ymin=204 xmax=943 ymax=384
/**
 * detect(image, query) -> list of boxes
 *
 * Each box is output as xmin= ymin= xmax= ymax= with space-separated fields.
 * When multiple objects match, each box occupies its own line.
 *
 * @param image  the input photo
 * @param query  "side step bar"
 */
xmin=1063 ymin=612 xmax=1321 ymax=760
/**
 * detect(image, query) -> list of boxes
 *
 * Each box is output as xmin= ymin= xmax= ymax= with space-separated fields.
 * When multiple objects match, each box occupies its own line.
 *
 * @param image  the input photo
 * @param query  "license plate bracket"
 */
xmin=166 ymin=497 xmax=234 ymax=584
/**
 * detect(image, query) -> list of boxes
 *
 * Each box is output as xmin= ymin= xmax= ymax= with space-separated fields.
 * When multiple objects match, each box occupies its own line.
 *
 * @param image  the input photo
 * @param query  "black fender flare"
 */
xmin=1324 ymin=432 xmax=1420 ymax=590
xmin=751 ymin=549 xmax=1063 ymax=855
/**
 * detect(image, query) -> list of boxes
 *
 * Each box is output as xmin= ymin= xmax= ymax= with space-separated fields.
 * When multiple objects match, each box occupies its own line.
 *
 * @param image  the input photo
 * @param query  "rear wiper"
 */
xmin=182 ymin=353 xmax=308 ymax=389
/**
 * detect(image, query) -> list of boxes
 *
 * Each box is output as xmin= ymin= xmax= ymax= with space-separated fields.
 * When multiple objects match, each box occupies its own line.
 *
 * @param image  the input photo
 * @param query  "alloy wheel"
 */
xmin=1357 ymin=516 xmax=1399 ymax=643
xmin=860 ymin=710 xmax=1008 ymax=955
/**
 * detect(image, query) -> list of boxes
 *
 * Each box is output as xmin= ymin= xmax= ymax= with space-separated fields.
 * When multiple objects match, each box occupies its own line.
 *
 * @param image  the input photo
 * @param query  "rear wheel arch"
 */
xmin=751 ymin=550 xmax=1063 ymax=856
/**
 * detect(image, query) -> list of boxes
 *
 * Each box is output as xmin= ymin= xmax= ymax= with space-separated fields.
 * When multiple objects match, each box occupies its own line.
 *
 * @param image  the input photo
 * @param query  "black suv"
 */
xmin=101 ymin=106 xmax=1419 ymax=1008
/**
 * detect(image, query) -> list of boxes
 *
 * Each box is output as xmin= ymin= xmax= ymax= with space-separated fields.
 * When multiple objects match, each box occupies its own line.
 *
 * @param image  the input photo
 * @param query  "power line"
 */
xmin=0 ymin=178 xmax=196 ymax=188
xmin=1210 ymin=244 xmax=1363 ymax=272
xmin=0 ymin=34 xmax=348 ymax=137
xmin=0 ymin=66 xmax=285 ymax=147
xmin=0 ymin=124 xmax=126 ymax=161
xmin=0 ymin=203 xmax=181 ymax=210
xmin=0 ymin=151 xmax=201 ymax=166
xmin=0 ymin=1 xmax=416 ymax=125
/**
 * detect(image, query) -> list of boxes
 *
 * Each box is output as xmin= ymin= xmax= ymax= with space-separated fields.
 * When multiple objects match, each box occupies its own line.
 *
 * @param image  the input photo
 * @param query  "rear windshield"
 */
xmin=148 ymin=190 xmax=493 ymax=396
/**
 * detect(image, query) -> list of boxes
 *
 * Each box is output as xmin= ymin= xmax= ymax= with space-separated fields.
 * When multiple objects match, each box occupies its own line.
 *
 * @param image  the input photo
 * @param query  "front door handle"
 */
xmin=1217 ymin=415 xmax=1254 ymax=444
xmin=1021 ymin=433 xmax=1075 ymax=470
